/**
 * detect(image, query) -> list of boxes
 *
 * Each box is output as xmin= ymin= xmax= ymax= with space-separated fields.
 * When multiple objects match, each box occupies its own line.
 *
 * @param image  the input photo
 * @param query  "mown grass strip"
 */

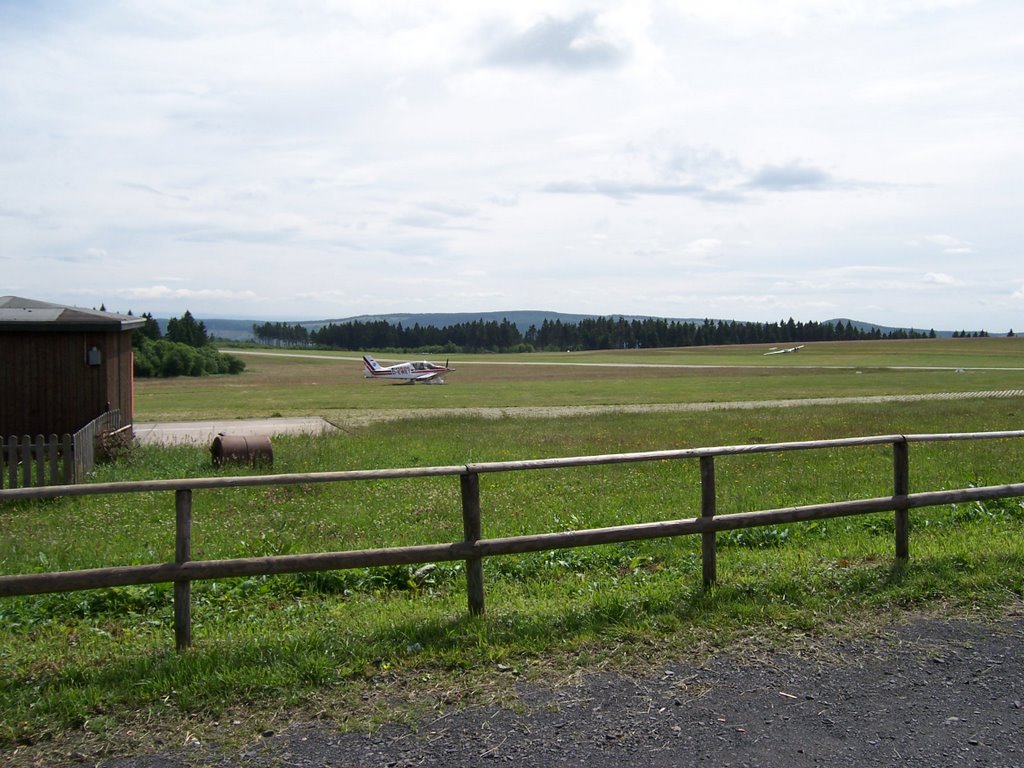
xmin=2 ymin=398 xmax=1023 ymax=761
xmin=132 ymin=337 xmax=1024 ymax=421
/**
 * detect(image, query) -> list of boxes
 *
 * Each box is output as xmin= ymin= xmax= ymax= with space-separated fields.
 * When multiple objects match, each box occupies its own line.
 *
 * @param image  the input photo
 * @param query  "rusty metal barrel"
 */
xmin=210 ymin=434 xmax=273 ymax=467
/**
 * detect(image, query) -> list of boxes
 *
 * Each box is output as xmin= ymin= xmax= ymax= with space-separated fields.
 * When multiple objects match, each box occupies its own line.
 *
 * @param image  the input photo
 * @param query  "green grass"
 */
xmin=3 ymin=341 xmax=1024 ymax=763
xmin=230 ymin=336 xmax=1024 ymax=368
xmin=129 ymin=337 xmax=1024 ymax=420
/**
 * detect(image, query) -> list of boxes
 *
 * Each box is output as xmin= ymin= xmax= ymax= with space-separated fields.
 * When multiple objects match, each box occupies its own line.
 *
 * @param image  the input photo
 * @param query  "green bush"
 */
xmin=132 ymin=338 xmax=246 ymax=378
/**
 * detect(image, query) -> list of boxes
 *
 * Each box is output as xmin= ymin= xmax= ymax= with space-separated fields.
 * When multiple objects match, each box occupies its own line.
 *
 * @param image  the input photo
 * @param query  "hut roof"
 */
xmin=0 ymin=296 xmax=146 ymax=332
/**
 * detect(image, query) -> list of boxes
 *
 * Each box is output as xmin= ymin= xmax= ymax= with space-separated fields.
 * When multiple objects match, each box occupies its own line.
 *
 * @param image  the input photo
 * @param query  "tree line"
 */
xmin=132 ymin=310 xmax=245 ymax=377
xmin=952 ymin=330 xmax=1005 ymax=338
xmin=254 ymin=316 xmax=936 ymax=353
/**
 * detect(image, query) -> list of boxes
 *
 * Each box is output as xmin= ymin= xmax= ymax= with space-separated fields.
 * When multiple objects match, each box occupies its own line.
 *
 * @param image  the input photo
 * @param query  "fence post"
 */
xmin=5 ymin=437 xmax=16 ymax=489
xmin=700 ymin=455 xmax=717 ymax=588
xmin=893 ymin=438 xmax=910 ymax=560
xmin=461 ymin=472 xmax=485 ymax=616
xmin=61 ymin=434 xmax=73 ymax=484
xmin=47 ymin=434 xmax=59 ymax=486
xmin=174 ymin=489 xmax=193 ymax=650
xmin=20 ymin=436 xmax=31 ymax=489
xmin=32 ymin=435 xmax=44 ymax=487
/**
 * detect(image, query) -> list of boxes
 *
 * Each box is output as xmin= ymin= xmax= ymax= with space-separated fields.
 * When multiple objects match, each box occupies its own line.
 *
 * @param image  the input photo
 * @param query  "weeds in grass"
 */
xmin=2 ymin=399 xmax=1023 ymax=757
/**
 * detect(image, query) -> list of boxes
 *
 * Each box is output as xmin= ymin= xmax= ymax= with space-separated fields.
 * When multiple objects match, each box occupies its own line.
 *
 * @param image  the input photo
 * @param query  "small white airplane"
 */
xmin=362 ymin=355 xmax=453 ymax=384
xmin=764 ymin=345 xmax=805 ymax=356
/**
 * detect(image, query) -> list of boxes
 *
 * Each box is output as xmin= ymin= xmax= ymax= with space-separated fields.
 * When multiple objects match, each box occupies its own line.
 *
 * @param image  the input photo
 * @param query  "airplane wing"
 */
xmin=764 ymin=345 xmax=804 ymax=356
xmin=414 ymin=371 xmax=443 ymax=381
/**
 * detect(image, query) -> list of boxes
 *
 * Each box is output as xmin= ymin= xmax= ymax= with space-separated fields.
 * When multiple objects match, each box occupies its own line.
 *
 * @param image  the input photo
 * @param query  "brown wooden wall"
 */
xmin=0 ymin=330 xmax=135 ymax=437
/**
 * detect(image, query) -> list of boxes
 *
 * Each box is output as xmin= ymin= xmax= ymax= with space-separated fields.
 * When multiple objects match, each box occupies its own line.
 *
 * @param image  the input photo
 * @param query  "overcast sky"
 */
xmin=2 ymin=1 xmax=1022 ymax=330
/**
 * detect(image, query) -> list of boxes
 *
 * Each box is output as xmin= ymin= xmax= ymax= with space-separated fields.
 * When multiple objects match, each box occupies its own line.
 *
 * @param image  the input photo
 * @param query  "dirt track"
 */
xmin=74 ymin=613 xmax=1024 ymax=768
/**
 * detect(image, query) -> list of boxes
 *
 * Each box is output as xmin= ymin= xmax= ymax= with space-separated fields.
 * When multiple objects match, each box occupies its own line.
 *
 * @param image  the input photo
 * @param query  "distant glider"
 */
xmin=763 ymin=345 xmax=805 ymax=356
xmin=362 ymin=355 xmax=453 ymax=384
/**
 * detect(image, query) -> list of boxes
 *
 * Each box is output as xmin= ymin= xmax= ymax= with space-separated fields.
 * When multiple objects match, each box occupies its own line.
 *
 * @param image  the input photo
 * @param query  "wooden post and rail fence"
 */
xmin=1 ymin=430 xmax=1023 ymax=652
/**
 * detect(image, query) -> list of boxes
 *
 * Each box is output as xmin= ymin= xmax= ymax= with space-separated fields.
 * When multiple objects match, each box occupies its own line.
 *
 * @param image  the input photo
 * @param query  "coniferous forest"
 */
xmin=251 ymin=316 xmax=935 ymax=353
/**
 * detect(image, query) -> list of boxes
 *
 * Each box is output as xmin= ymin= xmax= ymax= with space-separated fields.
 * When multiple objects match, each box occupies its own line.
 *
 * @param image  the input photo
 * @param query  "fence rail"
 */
xmin=0 ymin=411 xmax=121 ymax=490
xmin=1 ymin=430 xmax=1022 ymax=651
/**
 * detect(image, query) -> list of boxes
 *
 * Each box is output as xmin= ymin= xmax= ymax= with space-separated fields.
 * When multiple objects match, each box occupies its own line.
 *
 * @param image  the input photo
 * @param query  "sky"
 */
xmin=2 ymin=1 xmax=1022 ymax=331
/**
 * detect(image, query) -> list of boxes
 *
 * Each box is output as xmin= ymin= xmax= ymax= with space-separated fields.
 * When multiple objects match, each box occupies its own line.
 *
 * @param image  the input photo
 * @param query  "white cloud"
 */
xmin=744 ymin=162 xmax=833 ymax=191
xmin=924 ymin=272 xmax=960 ymax=286
xmin=924 ymin=234 xmax=977 ymax=255
xmin=484 ymin=12 xmax=630 ymax=71
xmin=116 ymin=286 xmax=258 ymax=301
xmin=1 ymin=0 xmax=1021 ymax=331
xmin=680 ymin=238 xmax=724 ymax=259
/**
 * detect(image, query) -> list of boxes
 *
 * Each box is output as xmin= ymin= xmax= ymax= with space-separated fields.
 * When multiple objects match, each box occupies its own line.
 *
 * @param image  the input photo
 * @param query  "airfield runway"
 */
xmin=228 ymin=349 xmax=1024 ymax=372
xmin=133 ymin=389 xmax=1024 ymax=444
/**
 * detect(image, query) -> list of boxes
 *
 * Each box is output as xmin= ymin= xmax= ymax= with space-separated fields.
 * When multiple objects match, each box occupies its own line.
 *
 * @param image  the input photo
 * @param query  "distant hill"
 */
xmin=172 ymin=312 xmax=951 ymax=343
xmin=157 ymin=317 xmax=259 ymax=342
xmin=827 ymin=318 xmax=950 ymax=338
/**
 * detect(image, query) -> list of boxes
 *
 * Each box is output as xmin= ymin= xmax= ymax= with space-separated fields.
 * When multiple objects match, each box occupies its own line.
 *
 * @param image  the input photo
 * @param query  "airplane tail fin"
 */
xmin=363 ymin=355 xmax=383 ymax=376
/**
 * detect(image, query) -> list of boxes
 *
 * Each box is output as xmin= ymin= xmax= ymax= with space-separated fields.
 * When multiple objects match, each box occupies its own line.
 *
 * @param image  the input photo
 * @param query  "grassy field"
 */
xmin=2 ymin=338 xmax=1024 ymax=763
xmin=131 ymin=337 xmax=1024 ymax=420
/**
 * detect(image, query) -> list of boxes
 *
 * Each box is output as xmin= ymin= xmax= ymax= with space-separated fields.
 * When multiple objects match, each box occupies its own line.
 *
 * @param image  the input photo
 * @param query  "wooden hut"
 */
xmin=0 ymin=296 xmax=145 ymax=437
